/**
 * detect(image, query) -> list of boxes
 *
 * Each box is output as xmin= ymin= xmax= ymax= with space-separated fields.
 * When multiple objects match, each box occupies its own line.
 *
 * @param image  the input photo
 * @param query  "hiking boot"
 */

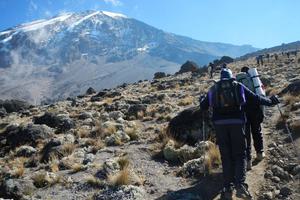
xmin=220 ymin=186 xmax=233 ymax=200
xmin=247 ymin=160 xmax=252 ymax=171
xmin=236 ymin=183 xmax=253 ymax=200
xmin=256 ymin=152 xmax=265 ymax=161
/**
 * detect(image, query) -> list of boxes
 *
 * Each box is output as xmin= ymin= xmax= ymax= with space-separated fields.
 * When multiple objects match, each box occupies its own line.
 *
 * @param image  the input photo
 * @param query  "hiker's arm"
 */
xmin=200 ymin=93 xmax=209 ymax=110
xmin=243 ymin=85 xmax=274 ymax=106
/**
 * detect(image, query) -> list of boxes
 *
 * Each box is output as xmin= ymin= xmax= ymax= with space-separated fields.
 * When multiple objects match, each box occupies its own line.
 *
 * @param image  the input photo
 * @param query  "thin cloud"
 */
xmin=103 ymin=0 xmax=123 ymax=7
xmin=29 ymin=0 xmax=38 ymax=11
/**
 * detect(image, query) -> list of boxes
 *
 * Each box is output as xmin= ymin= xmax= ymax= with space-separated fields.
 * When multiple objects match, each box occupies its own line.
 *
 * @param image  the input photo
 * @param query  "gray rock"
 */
xmin=264 ymin=170 xmax=273 ymax=179
xmin=109 ymin=111 xmax=124 ymax=120
xmin=34 ymin=112 xmax=75 ymax=132
xmin=280 ymin=186 xmax=292 ymax=197
xmin=83 ymin=153 xmax=95 ymax=165
xmin=271 ymin=176 xmax=281 ymax=183
xmin=0 ymin=99 xmax=31 ymax=113
xmin=16 ymin=146 xmax=37 ymax=157
xmin=179 ymin=157 xmax=205 ymax=177
xmin=262 ymin=192 xmax=273 ymax=200
xmin=0 ymin=178 xmax=35 ymax=199
xmin=0 ymin=107 xmax=7 ymax=117
xmin=291 ymin=165 xmax=300 ymax=175
xmin=271 ymin=165 xmax=290 ymax=181
xmin=78 ymin=112 xmax=93 ymax=120
xmin=5 ymin=124 xmax=54 ymax=148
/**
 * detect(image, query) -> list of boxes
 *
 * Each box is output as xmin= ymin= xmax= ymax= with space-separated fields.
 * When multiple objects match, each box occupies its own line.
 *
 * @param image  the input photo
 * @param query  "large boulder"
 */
xmin=86 ymin=87 xmax=97 ymax=95
xmin=177 ymin=60 xmax=199 ymax=74
xmin=153 ymin=72 xmax=166 ymax=79
xmin=34 ymin=112 xmax=75 ymax=132
xmin=0 ymin=99 xmax=31 ymax=113
xmin=166 ymin=106 xmax=214 ymax=145
xmin=279 ymin=80 xmax=300 ymax=96
xmin=5 ymin=124 xmax=54 ymax=148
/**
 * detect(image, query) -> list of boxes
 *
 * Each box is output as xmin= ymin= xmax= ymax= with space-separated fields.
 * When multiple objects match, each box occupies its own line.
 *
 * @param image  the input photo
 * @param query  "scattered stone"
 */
xmin=16 ymin=145 xmax=37 ymax=157
xmin=271 ymin=165 xmax=290 ymax=181
xmin=93 ymin=185 xmax=145 ymax=200
xmin=177 ymin=60 xmax=199 ymax=74
xmin=83 ymin=153 xmax=95 ymax=165
xmin=280 ymin=186 xmax=292 ymax=197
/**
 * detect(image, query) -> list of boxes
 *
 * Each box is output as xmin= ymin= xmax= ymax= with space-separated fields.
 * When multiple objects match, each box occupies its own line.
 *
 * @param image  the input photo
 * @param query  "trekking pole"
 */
xmin=276 ymin=104 xmax=300 ymax=161
xmin=202 ymin=111 xmax=206 ymax=177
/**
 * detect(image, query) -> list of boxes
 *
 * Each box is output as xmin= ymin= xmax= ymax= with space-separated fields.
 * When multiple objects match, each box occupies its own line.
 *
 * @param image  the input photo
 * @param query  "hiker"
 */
xmin=287 ymin=52 xmax=290 ymax=58
xmin=209 ymin=62 xmax=215 ymax=78
xmin=274 ymin=53 xmax=278 ymax=61
xmin=237 ymin=67 xmax=266 ymax=170
xmin=259 ymin=55 xmax=264 ymax=65
xmin=200 ymin=68 xmax=280 ymax=200
xmin=221 ymin=63 xmax=227 ymax=69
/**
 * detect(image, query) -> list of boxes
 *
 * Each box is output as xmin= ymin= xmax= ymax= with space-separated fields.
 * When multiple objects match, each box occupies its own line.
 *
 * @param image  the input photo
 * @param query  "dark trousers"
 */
xmin=215 ymin=124 xmax=247 ymax=187
xmin=245 ymin=112 xmax=264 ymax=160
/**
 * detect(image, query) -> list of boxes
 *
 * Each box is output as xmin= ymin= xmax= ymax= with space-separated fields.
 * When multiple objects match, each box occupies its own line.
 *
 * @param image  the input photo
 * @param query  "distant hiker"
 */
xmin=256 ymin=56 xmax=260 ymax=65
xmin=221 ymin=63 xmax=227 ymax=69
xmin=274 ymin=53 xmax=278 ymax=61
xmin=200 ymin=68 xmax=280 ymax=200
xmin=287 ymin=52 xmax=290 ymax=58
xmin=209 ymin=62 xmax=214 ymax=78
xmin=266 ymin=54 xmax=270 ymax=62
xmin=236 ymin=67 xmax=266 ymax=170
xmin=259 ymin=55 xmax=264 ymax=65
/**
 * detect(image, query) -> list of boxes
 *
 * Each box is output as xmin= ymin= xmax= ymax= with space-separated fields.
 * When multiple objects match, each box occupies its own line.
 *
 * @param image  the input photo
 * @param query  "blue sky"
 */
xmin=0 ymin=0 xmax=298 ymax=48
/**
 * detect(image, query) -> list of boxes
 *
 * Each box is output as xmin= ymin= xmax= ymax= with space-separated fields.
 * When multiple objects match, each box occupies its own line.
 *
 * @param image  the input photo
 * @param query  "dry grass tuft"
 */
xmin=290 ymin=120 xmax=300 ymax=134
xmin=76 ymin=128 xmax=90 ymax=138
xmin=32 ymin=172 xmax=48 ymax=188
xmin=61 ymin=143 xmax=76 ymax=156
xmin=204 ymin=143 xmax=221 ymax=173
xmin=178 ymin=96 xmax=194 ymax=106
xmin=108 ymin=168 xmax=130 ymax=186
xmin=71 ymin=163 xmax=86 ymax=173
xmin=118 ymin=157 xmax=130 ymax=170
xmin=125 ymin=127 xmax=139 ymax=141
xmin=86 ymin=176 xmax=104 ymax=188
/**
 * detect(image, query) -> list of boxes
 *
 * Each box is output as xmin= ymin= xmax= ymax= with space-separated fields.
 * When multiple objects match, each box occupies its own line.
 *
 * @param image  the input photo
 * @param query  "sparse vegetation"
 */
xmin=61 ymin=143 xmax=76 ymax=156
xmin=71 ymin=163 xmax=86 ymax=173
xmin=125 ymin=127 xmax=139 ymax=140
xmin=86 ymin=176 xmax=104 ymax=188
xmin=108 ymin=168 xmax=130 ymax=186
xmin=32 ymin=172 xmax=48 ymax=188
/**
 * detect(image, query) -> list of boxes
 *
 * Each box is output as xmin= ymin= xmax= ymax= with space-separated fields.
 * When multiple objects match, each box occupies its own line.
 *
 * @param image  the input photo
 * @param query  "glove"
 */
xmin=199 ymin=94 xmax=206 ymax=103
xmin=270 ymin=95 xmax=280 ymax=105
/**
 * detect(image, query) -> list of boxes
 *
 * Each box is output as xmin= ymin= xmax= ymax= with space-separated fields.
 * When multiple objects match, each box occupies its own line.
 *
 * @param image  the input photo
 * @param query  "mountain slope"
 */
xmin=238 ymin=41 xmax=300 ymax=60
xmin=0 ymin=10 xmax=258 ymax=104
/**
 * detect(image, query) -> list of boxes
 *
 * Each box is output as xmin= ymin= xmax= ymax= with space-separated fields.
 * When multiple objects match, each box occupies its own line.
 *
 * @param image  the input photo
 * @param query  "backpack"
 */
xmin=209 ymin=80 xmax=245 ymax=114
xmin=236 ymin=72 xmax=255 ymax=92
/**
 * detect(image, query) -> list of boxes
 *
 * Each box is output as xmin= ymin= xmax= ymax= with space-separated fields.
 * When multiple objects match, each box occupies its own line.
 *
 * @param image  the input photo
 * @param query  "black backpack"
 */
xmin=210 ymin=80 xmax=245 ymax=114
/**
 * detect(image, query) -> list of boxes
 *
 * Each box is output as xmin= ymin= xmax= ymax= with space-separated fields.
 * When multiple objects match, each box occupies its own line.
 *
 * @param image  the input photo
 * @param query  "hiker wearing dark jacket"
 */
xmin=240 ymin=67 xmax=265 ymax=171
xmin=200 ymin=69 xmax=279 ymax=200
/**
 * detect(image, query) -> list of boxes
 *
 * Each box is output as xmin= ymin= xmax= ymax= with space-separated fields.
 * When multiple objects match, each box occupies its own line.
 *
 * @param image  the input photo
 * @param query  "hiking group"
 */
xmin=200 ymin=66 xmax=280 ymax=200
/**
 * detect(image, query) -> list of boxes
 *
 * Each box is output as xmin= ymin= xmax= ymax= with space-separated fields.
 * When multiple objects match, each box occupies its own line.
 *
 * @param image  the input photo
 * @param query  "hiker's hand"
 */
xmin=270 ymin=95 xmax=280 ymax=105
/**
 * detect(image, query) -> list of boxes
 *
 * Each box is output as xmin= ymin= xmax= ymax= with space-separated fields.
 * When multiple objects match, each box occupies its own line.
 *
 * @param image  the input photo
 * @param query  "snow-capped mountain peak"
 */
xmin=0 ymin=10 xmax=257 ymax=104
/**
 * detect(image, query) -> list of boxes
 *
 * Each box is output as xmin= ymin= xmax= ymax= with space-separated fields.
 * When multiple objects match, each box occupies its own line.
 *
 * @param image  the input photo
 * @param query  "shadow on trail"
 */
xmin=155 ymin=172 xmax=223 ymax=200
